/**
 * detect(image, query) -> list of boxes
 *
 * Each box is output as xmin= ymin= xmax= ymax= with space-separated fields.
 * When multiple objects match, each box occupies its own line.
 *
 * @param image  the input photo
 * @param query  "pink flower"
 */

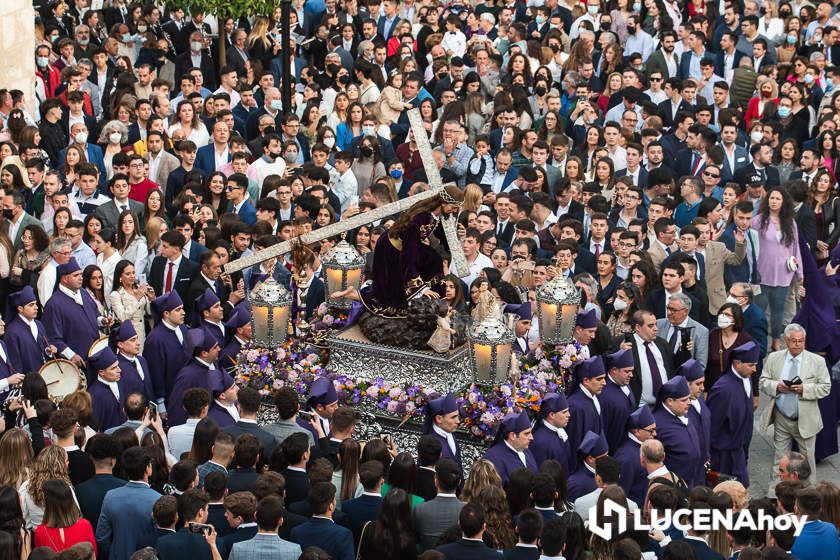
xmin=386 ymin=401 xmax=399 ymax=413
xmin=468 ymin=392 xmax=478 ymax=404
xmin=366 ymin=386 xmax=380 ymax=398
xmin=389 ymin=387 xmax=403 ymax=399
xmin=307 ymin=353 xmax=320 ymax=364
xmin=322 ymin=314 xmax=335 ymax=325
xmin=317 ymin=302 xmax=328 ymax=315
xmin=501 ymin=385 xmax=512 ymax=397
xmin=405 ymin=402 xmax=416 ymax=414
xmin=276 ymin=348 xmax=286 ymax=361
xmin=273 ymin=379 xmax=284 ymax=389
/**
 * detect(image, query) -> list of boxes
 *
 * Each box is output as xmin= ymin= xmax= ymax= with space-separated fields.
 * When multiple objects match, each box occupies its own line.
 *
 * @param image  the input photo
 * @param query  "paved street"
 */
xmin=749 ymin=393 xmax=840 ymax=497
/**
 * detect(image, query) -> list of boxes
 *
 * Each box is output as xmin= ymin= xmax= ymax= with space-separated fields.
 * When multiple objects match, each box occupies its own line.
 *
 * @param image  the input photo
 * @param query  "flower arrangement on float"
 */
xmin=233 ymin=304 xmax=587 ymax=440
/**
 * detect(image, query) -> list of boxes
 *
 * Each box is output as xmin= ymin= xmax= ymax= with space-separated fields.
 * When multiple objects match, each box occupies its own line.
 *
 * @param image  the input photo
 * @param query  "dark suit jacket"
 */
xmin=436 ymin=538 xmax=503 ymax=560
xmin=196 ymin=143 xmax=231 ymax=173
xmin=222 ymin=421 xmax=278 ymax=462
xmin=94 ymin=199 xmax=144 ymax=230
xmin=75 ymin=473 xmax=125 ymax=526
xmin=148 ymin=256 xmax=199 ymax=302
xmin=796 ymin=202 xmax=818 ymax=251
xmin=647 ymin=49 xmax=680 ymax=80
xmin=226 ymin=46 xmax=248 ymax=76
xmin=628 ymin=335 xmax=675 ymax=404
xmin=615 ymin=166 xmax=650 ymax=191
xmin=657 ymin=99 xmax=695 ymax=130
xmin=503 ymin=545 xmax=541 ymax=560
xmin=644 ymin=288 xmax=702 ymax=323
xmin=735 ymin=163 xmax=780 ymax=190
xmin=683 ymin=537 xmax=726 ymax=560
xmin=673 ymin=148 xmax=705 ymax=178
xmin=714 ymin=49 xmax=745 ymax=78
xmin=174 ymin=52 xmax=218 ymax=91
xmin=416 ymin=468 xmax=437 ymax=502
xmin=341 ymin=494 xmax=383 ymax=544
xmin=218 ymin=524 xmax=259 ymax=560
xmin=282 ymin=468 xmax=310 ymax=505
xmin=290 ymin=517 xmax=354 ymax=560
xmin=185 ymin=273 xmax=233 ymax=325
xmin=157 ymin=528 xmax=212 ymax=560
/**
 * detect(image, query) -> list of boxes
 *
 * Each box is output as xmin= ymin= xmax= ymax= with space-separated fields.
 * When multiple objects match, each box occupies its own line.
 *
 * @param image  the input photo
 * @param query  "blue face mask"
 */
xmin=535 ymin=15 xmax=545 ymax=25
xmin=778 ymin=106 xmax=791 ymax=118
xmin=270 ymin=100 xmax=283 ymax=111
xmin=787 ymin=34 xmax=797 ymax=45
xmin=390 ymin=169 xmax=403 ymax=179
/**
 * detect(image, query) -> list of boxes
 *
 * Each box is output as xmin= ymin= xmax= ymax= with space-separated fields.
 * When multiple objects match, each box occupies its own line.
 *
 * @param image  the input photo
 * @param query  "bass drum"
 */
xmin=88 ymin=336 xmax=110 ymax=357
xmin=39 ymin=359 xmax=86 ymax=403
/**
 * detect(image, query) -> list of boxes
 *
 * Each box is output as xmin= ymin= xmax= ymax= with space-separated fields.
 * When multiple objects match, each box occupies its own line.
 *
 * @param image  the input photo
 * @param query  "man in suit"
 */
xmin=146 ymin=130 xmax=181 ymax=189
xmin=186 ymin=251 xmax=241 ymax=325
xmin=646 ymin=31 xmax=680 ymax=80
xmin=377 ymin=0 xmax=405 ymax=39
xmin=692 ymin=218 xmax=746 ymax=314
xmin=95 ymin=174 xmax=144 ymax=230
xmin=196 ymin=120 xmax=232 ymax=173
xmin=493 ymin=192 xmax=516 ymax=248
xmin=760 ymin=323 xmax=831 ymax=489
xmin=3 ymin=190 xmax=42 ymax=251
xmin=645 ymin=261 xmax=702 ymax=323
xmin=57 ymin=122 xmax=107 ymax=188
xmin=76 ymin=434 xmax=125 ymax=527
xmin=648 ymin=217 xmax=678 ymax=272
xmin=720 ymin=202 xmax=760 ymax=286
xmin=290 ymin=482 xmax=354 ymax=560
xmin=735 ymin=142 xmax=780 ymax=190
xmin=229 ymin=495 xmax=302 ymax=560
xmin=729 ymin=282 xmax=769 ymax=379
xmin=719 ymin=123 xmax=750 ymax=183
xmin=791 ymin=488 xmax=840 ymax=560
xmin=96 ymin=447 xmax=162 ymax=560
xmin=554 ymin=179 xmax=586 ymax=224
xmin=655 ymin=293 xmax=709 ymax=368
xmin=148 ymin=230 xmax=199 ymax=302
xmin=341 ymin=461 xmax=384 ymax=544
xmin=414 ymin=459 xmax=464 ymax=551
xmin=218 ymin=492 xmax=260 ymax=558
xmin=226 ymin=173 xmax=257 ymax=226
xmin=172 ymin=216 xmax=208 ymax=263
xmin=435 ymin=503 xmax=503 ymax=560
xmin=156 ymin=489 xmax=214 ymax=560
xmin=626 ymin=310 xmax=675 ymax=406
xmin=226 ymin=29 xmax=250 ymax=77
xmin=789 ymin=179 xmax=818 ymax=251
xmin=503 ymin=509 xmax=543 ymax=560
xmin=657 ymin=81 xmax=695 ymax=131
xmin=222 ymin=387 xmax=278 ymax=461
xmin=174 ymin=32 xmax=218 ymax=91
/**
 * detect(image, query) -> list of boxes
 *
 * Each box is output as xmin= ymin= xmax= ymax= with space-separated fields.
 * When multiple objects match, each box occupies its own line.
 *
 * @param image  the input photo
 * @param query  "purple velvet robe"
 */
xmin=201 ymin=320 xmax=225 ymax=348
xmin=482 ymin=442 xmax=538 ymax=485
xmin=207 ymin=402 xmax=236 ymax=428
xmin=567 ymin=390 xmax=603 ymax=468
xmin=142 ymin=323 xmax=189 ymax=404
xmin=42 ymin=289 xmax=100 ymax=381
xmin=117 ymin=353 xmax=155 ymax=403
xmin=706 ymin=370 xmax=753 ymax=487
xmin=567 ymin=465 xmax=597 ymax=501
xmin=599 ymin=377 xmax=636 ymax=454
xmin=360 ymin=211 xmax=444 ymax=317
xmin=688 ymin=396 xmax=712 ymax=463
xmin=3 ymin=316 xmax=49 ymax=374
xmin=531 ymin=422 xmax=574 ymax=475
xmin=88 ymin=379 xmax=127 ymax=431
xmin=652 ymin=406 xmax=705 ymax=489
xmin=166 ymin=360 xmax=217 ymax=426
xmin=614 ymin=437 xmax=648 ymax=506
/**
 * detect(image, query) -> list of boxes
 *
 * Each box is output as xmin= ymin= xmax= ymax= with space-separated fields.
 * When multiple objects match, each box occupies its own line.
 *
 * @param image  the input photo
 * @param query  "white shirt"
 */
xmin=213 ymin=143 xmax=230 ymax=172
xmin=332 ymin=168 xmax=359 ymax=212
xmin=98 ymin=375 xmax=120 ymax=401
xmin=541 ymin=419 xmax=568 ymax=442
xmin=440 ymin=30 xmax=467 ymax=57
xmin=578 ymin=383 xmax=602 ymax=414
xmin=215 ymin=399 xmax=241 ymax=422
xmin=19 ymin=315 xmax=39 ymax=341
xmin=119 ymin=351 xmax=145 ymax=381
xmin=634 ymin=333 xmax=667 ymax=405
xmin=162 ymin=318 xmax=184 ymax=345
xmin=251 ymin=156 xmax=287 ymax=188
xmin=433 ymin=423 xmax=457 ymax=456
xmin=148 ymin=150 xmax=164 ymax=186
xmin=457 ymin=252 xmax=494 ymax=288
xmin=504 ymin=440 xmax=528 ymax=467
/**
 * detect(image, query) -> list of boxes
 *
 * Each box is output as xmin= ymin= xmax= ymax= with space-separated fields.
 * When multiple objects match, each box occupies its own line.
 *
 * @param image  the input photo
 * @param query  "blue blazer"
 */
xmin=791 ymin=520 xmax=840 ymax=560
xmin=229 ymin=200 xmax=257 ymax=226
xmin=57 ymin=143 xmax=107 ymax=189
xmin=341 ymin=494 xmax=382 ymax=543
xmin=95 ymin=481 xmax=162 ymax=560
xmin=156 ymin=528 xmax=212 ymax=560
xmin=195 ymin=143 xmax=230 ymax=173
xmin=719 ymin=144 xmax=749 ymax=183
xmin=290 ymin=517 xmax=355 ymax=560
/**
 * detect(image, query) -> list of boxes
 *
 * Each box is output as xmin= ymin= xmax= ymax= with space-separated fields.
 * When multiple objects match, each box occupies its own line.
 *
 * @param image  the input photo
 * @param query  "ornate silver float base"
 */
xmin=258 ymin=402 xmax=487 ymax=473
xmin=326 ymin=325 xmax=472 ymax=395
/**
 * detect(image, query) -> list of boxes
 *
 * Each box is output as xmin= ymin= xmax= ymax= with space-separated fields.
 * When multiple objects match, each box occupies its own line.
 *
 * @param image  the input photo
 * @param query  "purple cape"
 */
xmin=566 ymin=390 xmax=603 ymax=469
xmin=3 ymin=316 xmax=49 ymax=374
xmin=142 ymin=322 xmax=189 ymax=403
xmin=706 ymin=370 xmax=754 ymax=487
xmin=652 ymin=406 xmax=705 ymax=489
xmin=482 ymin=441 xmax=538 ymax=485
xmin=599 ymin=377 xmax=636 ymax=454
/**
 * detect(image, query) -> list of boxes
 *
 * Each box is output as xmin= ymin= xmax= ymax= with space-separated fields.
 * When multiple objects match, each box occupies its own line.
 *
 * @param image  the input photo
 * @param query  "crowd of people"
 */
xmin=4 ymin=0 xmax=840 ymax=559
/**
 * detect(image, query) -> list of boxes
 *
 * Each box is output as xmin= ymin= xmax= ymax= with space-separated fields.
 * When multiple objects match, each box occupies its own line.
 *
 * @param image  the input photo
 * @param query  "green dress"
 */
xmin=381 ymin=482 xmax=425 ymax=510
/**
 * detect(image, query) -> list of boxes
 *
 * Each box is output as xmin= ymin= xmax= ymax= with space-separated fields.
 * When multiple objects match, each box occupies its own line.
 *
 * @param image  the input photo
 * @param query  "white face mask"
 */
xmin=109 ymin=132 xmax=122 ymax=144
xmin=612 ymin=297 xmax=628 ymax=311
xmin=726 ymin=295 xmax=740 ymax=305
xmin=750 ymin=131 xmax=764 ymax=143
xmin=323 ymin=137 xmax=335 ymax=149
xmin=191 ymin=41 xmax=204 ymax=52
xmin=717 ymin=315 xmax=733 ymax=329
xmin=74 ymin=132 xmax=89 ymax=144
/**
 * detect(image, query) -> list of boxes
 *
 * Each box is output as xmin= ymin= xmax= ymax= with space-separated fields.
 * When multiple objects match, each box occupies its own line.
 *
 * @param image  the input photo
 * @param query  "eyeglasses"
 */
xmin=650 ymin=77 xmax=662 ymax=82
xmin=666 ymin=306 xmax=687 ymax=314
xmin=225 ymin=185 xmax=243 ymax=192
xmin=703 ymin=171 xmax=720 ymax=178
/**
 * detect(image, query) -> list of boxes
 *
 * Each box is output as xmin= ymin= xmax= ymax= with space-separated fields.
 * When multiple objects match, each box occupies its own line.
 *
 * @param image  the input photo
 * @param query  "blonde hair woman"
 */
xmin=245 ymin=16 xmax=279 ymax=68
xmin=143 ymin=216 xmax=168 ymax=280
xmin=0 ymin=428 xmax=35 ymax=490
xmin=462 ymin=184 xmax=485 ymax=214
xmin=21 ymin=446 xmax=76 ymax=529
xmin=460 ymin=458 xmax=503 ymax=504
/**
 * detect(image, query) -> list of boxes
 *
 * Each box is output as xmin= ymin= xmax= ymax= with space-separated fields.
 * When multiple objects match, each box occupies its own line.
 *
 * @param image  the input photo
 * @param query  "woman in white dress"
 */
xmin=167 ymin=99 xmax=210 ymax=148
xmin=109 ymin=260 xmax=153 ymax=351
xmin=116 ymin=210 xmax=148 ymax=283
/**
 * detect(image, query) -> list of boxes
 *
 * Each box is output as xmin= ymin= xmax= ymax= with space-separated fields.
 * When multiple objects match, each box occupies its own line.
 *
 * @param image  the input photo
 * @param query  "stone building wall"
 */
xmin=0 ymin=0 xmax=36 ymax=115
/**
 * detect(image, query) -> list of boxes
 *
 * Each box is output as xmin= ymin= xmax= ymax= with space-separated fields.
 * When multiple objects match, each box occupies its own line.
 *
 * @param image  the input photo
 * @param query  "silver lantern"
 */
xmin=535 ymin=275 xmax=581 ymax=345
xmin=322 ymin=239 xmax=366 ymax=309
xmin=468 ymin=316 xmax=515 ymax=385
xmin=249 ymin=276 xmax=292 ymax=345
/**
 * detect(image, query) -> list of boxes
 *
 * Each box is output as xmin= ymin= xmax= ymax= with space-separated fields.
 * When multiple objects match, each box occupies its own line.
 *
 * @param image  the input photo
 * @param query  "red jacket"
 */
xmin=37 ymin=65 xmax=62 ymax=98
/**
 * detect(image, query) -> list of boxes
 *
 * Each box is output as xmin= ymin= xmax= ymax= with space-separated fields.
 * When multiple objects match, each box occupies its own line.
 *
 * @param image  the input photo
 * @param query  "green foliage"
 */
xmin=160 ymin=0 xmax=282 ymax=18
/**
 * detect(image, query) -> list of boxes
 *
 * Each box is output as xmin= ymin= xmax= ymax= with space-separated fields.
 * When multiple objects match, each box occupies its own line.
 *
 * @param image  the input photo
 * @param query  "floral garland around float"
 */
xmin=233 ymin=304 xmax=587 ymax=442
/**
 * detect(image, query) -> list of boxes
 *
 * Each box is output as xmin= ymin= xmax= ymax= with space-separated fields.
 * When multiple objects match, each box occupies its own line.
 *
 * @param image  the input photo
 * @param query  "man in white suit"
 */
xmin=655 ymin=292 xmax=709 ymax=368
xmin=760 ymin=323 xmax=831 ymax=490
